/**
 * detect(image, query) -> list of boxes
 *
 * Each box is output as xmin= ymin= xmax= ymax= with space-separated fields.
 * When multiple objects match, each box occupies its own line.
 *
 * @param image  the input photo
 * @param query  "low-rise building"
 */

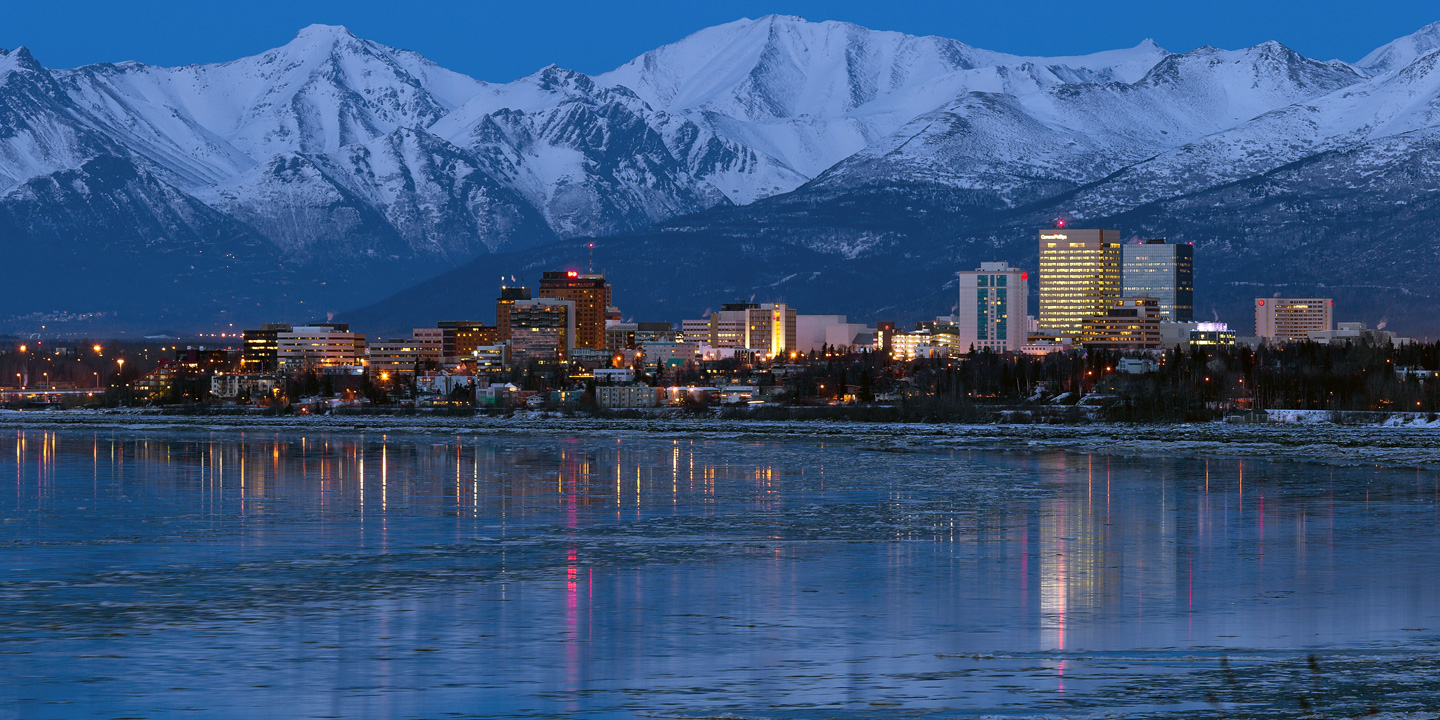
xmin=470 ymin=344 xmax=508 ymax=375
xmin=889 ymin=330 xmax=964 ymax=360
xmin=476 ymin=382 xmax=521 ymax=407
xmin=1118 ymin=358 xmax=1158 ymax=374
xmin=1255 ymin=298 xmax=1333 ymax=342
xmin=242 ymin=323 xmax=292 ymax=373
xmin=436 ymin=321 xmax=499 ymax=361
xmin=415 ymin=371 xmax=474 ymax=397
xmin=1081 ymin=297 xmax=1162 ymax=350
xmin=684 ymin=303 xmax=797 ymax=357
xmin=210 ymin=373 xmax=282 ymax=401
xmin=367 ymin=339 xmax=441 ymax=377
xmin=277 ymin=325 xmax=365 ymax=372
xmin=640 ymin=341 xmax=699 ymax=365
xmin=594 ymin=368 xmax=636 ymax=384
xmin=1190 ymin=322 xmax=1238 ymax=348
xmin=596 ymin=385 xmax=664 ymax=408
xmin=1307 ymin=322 xmax=1411 ymax=346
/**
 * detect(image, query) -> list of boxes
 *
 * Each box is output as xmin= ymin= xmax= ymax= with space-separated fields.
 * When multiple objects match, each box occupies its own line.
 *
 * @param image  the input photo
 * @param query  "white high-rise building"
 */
xmin=957 ymin=262 xmax=1028 ymax=352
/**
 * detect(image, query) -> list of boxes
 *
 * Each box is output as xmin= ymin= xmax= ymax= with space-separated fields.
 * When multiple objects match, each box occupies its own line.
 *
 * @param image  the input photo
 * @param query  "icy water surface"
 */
xmin=3 ymin=425 xmax=1440 ymax=719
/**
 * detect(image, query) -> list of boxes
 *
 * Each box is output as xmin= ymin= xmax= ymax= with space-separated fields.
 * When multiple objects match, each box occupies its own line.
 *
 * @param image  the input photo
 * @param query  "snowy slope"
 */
xmin=1356 ymin=21 xmax=1440 ymax=75
xmin=808 ymin=40 xmax=1363 ymax=215
xmin=597 ymin=15 xmax=1170 ymax=182
xmin=5 ymin=17 xmax=1440 ymax=331
xmin=0 ymin=47 xmax=116 ymax=190
xmin=1051 ymin=44 xmax=1440 ymax=220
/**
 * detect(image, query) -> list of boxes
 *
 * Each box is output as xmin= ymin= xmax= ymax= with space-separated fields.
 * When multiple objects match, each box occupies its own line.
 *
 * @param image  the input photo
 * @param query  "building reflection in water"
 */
xmin=3 ymin=427 xmax=1440 ymax=716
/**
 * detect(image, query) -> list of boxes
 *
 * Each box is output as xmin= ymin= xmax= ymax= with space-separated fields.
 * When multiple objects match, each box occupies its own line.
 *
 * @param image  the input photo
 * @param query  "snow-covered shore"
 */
xmin=1 ymin=409 xmax=1436 ymax=470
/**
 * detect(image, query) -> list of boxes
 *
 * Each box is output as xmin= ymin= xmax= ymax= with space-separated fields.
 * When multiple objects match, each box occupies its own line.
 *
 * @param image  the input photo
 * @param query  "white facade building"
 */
xmin=957 ymin=262 xmax=1028 ymax=352
xmin=277 ymin=326 xmax=365 ymax=372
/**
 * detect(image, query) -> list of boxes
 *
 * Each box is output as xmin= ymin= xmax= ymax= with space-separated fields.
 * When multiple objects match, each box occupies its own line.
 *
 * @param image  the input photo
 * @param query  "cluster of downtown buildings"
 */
xmin=154 ymin=226 xmax=1409 ymax=409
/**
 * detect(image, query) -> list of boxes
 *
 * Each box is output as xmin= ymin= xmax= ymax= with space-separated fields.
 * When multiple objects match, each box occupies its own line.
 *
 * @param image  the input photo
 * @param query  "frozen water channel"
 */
xmin=3 ymin=423 xmax=1440 ymax=718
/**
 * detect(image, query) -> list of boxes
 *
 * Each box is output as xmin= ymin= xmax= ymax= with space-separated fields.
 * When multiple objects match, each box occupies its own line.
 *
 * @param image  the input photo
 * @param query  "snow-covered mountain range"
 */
xmin=4 ymin=16 xmax=1440 ymax=333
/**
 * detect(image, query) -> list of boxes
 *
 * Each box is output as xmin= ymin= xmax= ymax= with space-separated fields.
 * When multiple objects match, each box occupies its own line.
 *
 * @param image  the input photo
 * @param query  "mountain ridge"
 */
xmin=2 ymin=18 xmax=1440 ymax=335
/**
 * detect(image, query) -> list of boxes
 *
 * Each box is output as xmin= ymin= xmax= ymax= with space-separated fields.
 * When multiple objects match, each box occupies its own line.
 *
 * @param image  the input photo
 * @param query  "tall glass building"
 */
xmin=1038 ymin=228 xmax=1123 ymax=337
xmin=1121 ymin=239 xmax=1194 ymax=322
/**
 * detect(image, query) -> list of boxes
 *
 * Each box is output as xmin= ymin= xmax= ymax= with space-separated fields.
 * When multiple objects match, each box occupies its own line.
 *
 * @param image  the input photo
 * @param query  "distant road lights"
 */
xmin=93 ymin=344 xmax=102 ymax=354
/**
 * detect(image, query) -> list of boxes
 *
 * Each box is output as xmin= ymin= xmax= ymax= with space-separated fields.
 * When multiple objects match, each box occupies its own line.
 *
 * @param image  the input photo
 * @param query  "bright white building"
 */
xmin=957 ymin=262 xmax=1028 ymax=352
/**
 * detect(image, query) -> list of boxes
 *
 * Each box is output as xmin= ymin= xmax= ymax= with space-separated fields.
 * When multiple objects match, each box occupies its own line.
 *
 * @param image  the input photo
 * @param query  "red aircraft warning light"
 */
xmin=566 ymin=270 xmax=578 ymax=278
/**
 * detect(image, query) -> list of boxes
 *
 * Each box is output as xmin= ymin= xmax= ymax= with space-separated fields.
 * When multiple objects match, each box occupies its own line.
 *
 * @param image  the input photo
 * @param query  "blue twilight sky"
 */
xmin=3 ymin=0 xmax=1438 ymax=81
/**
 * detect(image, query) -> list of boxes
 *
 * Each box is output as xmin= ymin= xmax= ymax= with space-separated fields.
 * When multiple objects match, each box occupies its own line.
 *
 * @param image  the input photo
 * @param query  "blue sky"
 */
xmin=4 ymin=0 xmax=1437 ymax=80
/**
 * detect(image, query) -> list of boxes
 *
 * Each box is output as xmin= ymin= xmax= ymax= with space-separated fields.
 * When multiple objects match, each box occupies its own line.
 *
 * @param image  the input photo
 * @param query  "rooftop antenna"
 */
xmin=588 ymin=242 xmax=594 ymax=273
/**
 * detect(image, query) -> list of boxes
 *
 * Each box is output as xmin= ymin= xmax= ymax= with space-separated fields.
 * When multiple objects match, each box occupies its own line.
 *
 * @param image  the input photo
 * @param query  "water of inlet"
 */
xmin=3 ymin=427 xmax=1440 ymax=719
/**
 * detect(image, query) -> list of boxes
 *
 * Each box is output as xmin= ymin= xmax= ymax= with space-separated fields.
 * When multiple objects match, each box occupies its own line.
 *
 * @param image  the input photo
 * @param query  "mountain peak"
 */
xmin=752 ymin=14 xmax=810 ymax=25
xmin=1358 ymin=21 xmax=1440 ymax=75
xmin=0 ymin=45 xmax=44 ymax=77
xmin=293 ymin=24 xmax=358 ymax=42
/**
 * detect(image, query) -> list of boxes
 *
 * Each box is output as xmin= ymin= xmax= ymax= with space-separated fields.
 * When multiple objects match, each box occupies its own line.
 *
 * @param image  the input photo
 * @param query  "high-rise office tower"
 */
xmin=1122 ymin=239 xmax=1194 ymax=322
xmin=495 ymin=285 xmax=532 ymax=342
xmin=539 ymin=271 xmax=611 ymax=351
xmin=957 ymin=262 xmax=1028 ymax=352
xmin=1038 ymin=227 xmax=1122 ymax=337
xmin=509 ymin=298 xmax=576 ymax=363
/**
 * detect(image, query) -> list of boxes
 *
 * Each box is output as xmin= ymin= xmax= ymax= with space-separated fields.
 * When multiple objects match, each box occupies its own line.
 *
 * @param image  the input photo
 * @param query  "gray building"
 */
xmin=1122 ymin=239 xmax=1194 ymax=322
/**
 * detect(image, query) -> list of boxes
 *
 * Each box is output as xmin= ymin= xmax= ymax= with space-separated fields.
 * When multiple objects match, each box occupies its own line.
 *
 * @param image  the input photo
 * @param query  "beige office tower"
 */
xmin=1255 ymin=298 xmax=1333 ymax=342
xmin=1037 ymin=228 xmax=1122 ymax=337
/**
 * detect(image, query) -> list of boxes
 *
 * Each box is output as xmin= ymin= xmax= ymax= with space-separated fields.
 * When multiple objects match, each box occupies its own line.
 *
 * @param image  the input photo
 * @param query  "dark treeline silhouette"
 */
xmin=763 ymin=340 xmax=1440 ymax=422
